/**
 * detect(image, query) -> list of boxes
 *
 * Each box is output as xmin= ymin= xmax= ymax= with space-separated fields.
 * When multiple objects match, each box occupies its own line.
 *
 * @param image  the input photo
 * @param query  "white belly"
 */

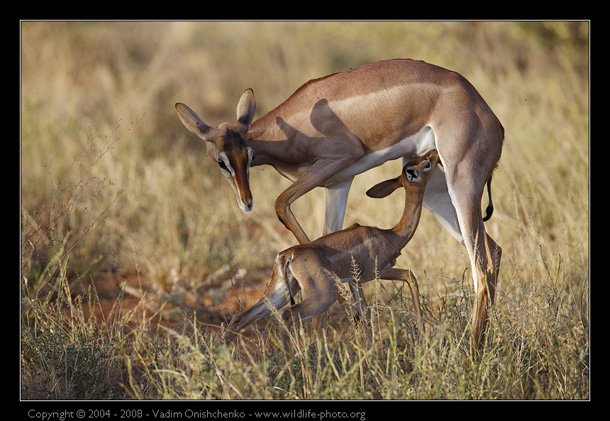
xmin=325 ymin=125 xmax=436 ymax=186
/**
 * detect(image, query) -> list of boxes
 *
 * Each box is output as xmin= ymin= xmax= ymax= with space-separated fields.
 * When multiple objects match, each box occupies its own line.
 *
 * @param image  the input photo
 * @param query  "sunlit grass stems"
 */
xmin=21 ymin=22 xmax=588 ymax=399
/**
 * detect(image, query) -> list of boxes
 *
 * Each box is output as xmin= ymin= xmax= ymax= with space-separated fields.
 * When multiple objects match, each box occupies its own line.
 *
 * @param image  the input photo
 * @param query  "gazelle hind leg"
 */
xmin=224 ymin=254 xmax=297 ymax=341
xmin=280 ymin=251 xmax=338 ymax=331
xmin=484 ymin=232 xmax=502 ymax=304
xmin=445 ymin=169 xmax=502 ymax=349
xmin=224 ymin=282 xmax=291 ymax=341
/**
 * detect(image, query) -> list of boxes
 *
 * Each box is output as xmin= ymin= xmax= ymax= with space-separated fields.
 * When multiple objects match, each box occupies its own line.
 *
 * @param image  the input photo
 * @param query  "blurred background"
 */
xmin=22 ymin=21 xmax=588 ymax=287
xmin=21 ymin=22 xmax=588 ymax=399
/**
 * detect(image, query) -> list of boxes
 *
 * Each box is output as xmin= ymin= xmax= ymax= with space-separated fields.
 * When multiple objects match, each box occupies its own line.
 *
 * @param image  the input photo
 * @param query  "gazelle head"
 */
xmin=366 ymin=150 xmax=439 ymax=198
xmin=175 ymin=89 xmax=257 ymax=212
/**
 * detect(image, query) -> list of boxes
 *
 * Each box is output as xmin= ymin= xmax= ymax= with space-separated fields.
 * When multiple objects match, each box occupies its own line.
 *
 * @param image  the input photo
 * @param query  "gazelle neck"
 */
xmin=246 ymin=114 xmax=288 ymax=166
xmin=391 ymin=188 xmax=425 ymax=245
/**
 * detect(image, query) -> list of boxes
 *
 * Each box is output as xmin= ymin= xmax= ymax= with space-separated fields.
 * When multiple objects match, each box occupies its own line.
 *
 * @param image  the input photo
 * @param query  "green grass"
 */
xmin=21 ymin=21 xmax=588 ymax=400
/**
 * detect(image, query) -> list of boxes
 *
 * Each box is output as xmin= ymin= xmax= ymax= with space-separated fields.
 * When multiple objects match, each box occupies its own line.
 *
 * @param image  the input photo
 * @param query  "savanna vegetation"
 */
xmin=21 ymin=21 xmax=588 ymax=400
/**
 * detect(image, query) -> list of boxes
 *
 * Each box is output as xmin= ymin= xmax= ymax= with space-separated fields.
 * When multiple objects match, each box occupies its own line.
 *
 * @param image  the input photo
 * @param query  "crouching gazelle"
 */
xmin=224 ymin=150 xmax=439 ymax=341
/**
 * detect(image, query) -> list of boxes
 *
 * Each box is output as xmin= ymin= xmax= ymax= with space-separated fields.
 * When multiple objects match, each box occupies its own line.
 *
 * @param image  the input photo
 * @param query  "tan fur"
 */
xmin=224 ymin=151 xmax=439 ymax=341
xmin=176 ymin=59 xmax=504 ymax=347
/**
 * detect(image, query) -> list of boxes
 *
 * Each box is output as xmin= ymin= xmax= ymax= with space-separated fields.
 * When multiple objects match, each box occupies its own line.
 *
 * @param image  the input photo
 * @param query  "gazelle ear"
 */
xmin=366 ymin=177 xmax=402 ymax=198
xmin=175 ymin=103 xmax=214 ymax=139
xmin=424 ymin=149 xmax=439 ymax=169
xmin=422 ymin=158 xmax=432 ymax=172
xmin=236 ymin=88 xmax=256 ymax=129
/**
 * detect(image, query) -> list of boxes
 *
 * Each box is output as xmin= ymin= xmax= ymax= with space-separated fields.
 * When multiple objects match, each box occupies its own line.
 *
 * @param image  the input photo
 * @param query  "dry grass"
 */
xmin=21 ymin=21 xmax=588 ymax=400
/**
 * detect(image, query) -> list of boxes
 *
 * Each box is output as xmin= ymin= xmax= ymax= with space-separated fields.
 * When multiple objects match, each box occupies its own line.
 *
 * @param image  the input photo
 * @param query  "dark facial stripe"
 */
xmin=227 ymin=149 xmax=253 ymax=206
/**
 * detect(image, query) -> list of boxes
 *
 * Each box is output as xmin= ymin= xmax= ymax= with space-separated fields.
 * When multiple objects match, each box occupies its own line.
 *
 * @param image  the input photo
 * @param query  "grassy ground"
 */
xmin=21 ymin=22 xmax=588 ymax=400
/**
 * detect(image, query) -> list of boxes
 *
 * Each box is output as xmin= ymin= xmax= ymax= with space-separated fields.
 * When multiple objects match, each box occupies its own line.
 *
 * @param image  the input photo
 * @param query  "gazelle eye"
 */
xmin=218 ymin=160 xmax=228 ymax=170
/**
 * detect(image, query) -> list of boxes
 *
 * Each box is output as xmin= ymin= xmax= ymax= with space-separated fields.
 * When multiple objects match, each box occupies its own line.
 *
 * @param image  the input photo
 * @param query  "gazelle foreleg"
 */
xmin=323 ymin=179 xmax=354 ymax=236
xmin=324 ymin=178 xmax=364 ymax=322
xmin=378 ymin=267 xmax=424 ymax=335
xmin=347 ymin=281 xmax=368 ymax=323
xmin=275 ymin=155 xmax=362 ymax=245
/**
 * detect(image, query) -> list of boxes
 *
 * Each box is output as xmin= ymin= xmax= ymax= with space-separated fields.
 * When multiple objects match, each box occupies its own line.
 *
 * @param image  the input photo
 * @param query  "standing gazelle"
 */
xmin=175 ymin=58 xmax=504 ymax=347
xmin=224 ymin=151 xmax=439 ymax=341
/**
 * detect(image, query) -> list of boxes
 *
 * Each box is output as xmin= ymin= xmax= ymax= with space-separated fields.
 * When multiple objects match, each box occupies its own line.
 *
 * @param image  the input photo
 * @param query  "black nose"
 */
xmin=242 ymin=197 xmax=253 ymax=212
xmin=406 ymin=168 xmax=419 ymax=181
